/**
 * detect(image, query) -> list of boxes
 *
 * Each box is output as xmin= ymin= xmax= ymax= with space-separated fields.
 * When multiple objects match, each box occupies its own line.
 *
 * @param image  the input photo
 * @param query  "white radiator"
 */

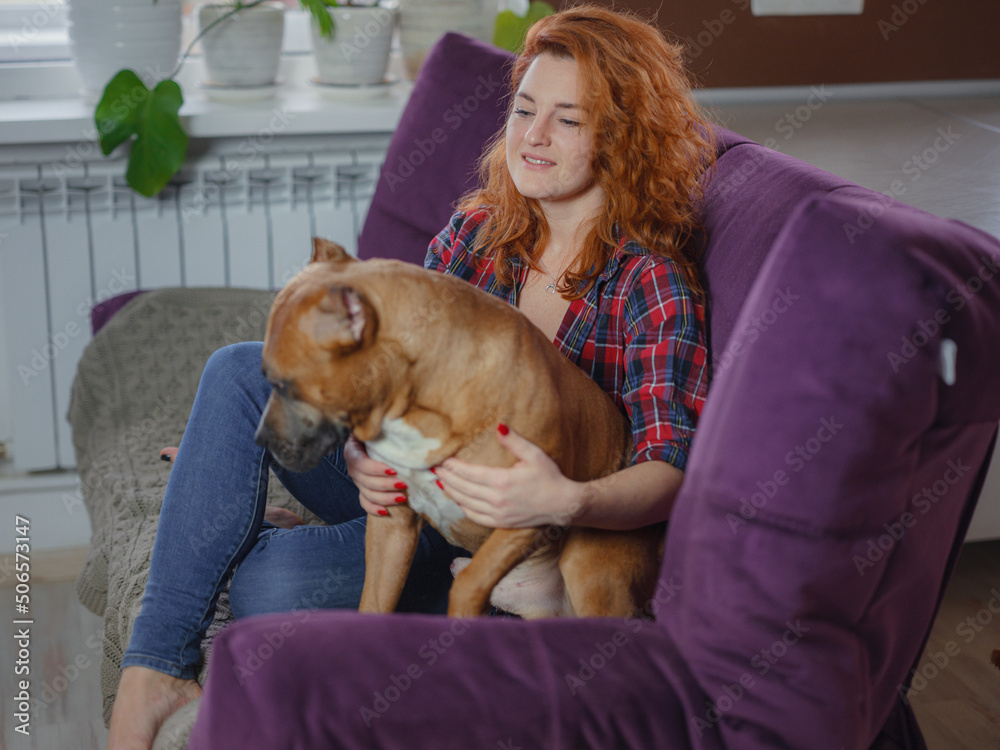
xmin=0 ymin=134 xmax=389 ymax=473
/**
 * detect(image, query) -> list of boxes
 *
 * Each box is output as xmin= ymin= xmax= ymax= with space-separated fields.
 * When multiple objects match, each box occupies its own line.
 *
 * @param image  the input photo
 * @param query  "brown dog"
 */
xmin=254 ymin=238 xmax=663 ymax=618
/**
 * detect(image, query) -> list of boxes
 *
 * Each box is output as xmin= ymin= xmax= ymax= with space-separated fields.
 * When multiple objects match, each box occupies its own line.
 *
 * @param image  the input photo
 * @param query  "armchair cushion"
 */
xmin=660 ymin=189 xmax=1000 ymax=748
xmin=699 ymin=142 xmax=846 ymax=355
xmin=357 ymin=32 xmax=515 ymax=265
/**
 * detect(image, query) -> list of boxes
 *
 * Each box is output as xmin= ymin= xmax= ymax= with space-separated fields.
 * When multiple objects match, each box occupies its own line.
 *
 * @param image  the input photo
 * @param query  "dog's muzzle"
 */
xmin=254 ymin=395 xmax=351 ymax=473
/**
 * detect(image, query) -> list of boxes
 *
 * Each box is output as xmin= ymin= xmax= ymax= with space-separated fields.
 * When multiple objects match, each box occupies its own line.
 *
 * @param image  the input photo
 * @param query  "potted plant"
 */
xmin=67 ymin=0 xmax=183 ymax=98
xmin=198 ymin=0 xmax=287 ymax=88
xmin=396 ymin=0 xmax=552 ymax=80
xmin=310 ymin=0 xmax=397 ymax=86
xmin=93 ymin=0 xmax=538 ymax=198
xmin=397 ymin=0 xmax=494 ymax=80
xmin=493 ymin=0 xmax=554 ymax=52
xmin=93 ymin=0 xmax=385 ymax=197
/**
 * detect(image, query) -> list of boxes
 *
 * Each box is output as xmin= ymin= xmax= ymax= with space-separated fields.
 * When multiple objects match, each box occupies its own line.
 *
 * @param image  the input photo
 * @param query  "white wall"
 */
xmin=966 ymin=439 xmax=1000 ymax=542
xmin=0 ymin=474 xmax=90 ymax=554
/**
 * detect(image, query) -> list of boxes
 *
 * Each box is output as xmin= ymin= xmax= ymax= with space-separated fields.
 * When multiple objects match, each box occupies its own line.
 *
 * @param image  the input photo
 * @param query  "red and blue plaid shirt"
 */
xmin=425 ymin=208 xmax=709 ymax=472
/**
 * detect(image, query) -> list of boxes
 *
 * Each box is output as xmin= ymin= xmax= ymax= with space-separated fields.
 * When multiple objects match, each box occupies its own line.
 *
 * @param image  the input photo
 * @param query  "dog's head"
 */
xmin=254 ymin=238 xmax=403 ymax=472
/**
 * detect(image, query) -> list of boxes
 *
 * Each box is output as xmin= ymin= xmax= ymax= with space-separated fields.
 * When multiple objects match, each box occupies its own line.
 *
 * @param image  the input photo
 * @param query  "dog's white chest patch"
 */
xmin=365 ymin=417 xmax=439 ymax=468
xmin=365 ymin=417 xmax=465 ymax=539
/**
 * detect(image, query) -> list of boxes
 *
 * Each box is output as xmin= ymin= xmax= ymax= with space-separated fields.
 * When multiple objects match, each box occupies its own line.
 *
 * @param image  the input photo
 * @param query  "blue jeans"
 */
xmin=122 ymin=342 xmax=458 ymax=679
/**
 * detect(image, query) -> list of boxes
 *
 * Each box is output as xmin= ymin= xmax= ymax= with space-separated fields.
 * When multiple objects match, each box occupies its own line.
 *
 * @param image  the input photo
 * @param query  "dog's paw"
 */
xmin=450 ymin=556 xmax=472 ymax=579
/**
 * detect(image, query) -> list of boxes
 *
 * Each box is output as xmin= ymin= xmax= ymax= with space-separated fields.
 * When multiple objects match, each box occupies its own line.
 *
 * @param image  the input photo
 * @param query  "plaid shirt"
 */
xmin=425 ymin=209 xmax=709 ymax=472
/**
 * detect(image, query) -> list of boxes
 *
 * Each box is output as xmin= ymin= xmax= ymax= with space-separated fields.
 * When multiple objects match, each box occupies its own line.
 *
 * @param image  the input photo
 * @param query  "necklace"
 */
xmin=537 ymin=256 xmax=560 ymax=294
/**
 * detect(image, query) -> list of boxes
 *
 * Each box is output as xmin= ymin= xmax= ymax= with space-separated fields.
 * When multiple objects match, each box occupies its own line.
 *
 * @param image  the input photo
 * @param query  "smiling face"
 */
xmin=505 ymin=53 xmax=603 ymax=219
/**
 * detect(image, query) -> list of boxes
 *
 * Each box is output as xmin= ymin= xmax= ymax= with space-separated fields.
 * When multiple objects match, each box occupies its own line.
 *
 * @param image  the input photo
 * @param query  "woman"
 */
xmin=107 ymin=6 xmax=715 ymax=749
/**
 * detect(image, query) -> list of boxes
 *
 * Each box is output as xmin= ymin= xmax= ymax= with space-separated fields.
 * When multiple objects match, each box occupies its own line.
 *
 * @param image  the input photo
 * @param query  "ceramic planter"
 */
xmin=311 ymin=4 xmax=397 ymax=86
xmin=198 ymin=1 xmax=286 ymax=87
xmin=67 ymin=0 xmax=183 ymax=97
xmin=398 ymin=0 xmax=494 ymax=79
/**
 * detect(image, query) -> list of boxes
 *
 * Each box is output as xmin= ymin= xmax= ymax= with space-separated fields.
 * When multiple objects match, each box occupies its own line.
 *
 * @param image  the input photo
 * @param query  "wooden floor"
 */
xmin=1 ymin=574 xmax=109 ymax=750
xmin=1 ymin=541 xmax=998 ymax=749
xmin=908 ymin=539 xmax=1000 ymax=748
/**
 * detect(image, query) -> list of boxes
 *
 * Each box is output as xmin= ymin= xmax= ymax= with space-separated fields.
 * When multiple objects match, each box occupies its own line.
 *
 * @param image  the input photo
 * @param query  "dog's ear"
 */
xmin=311 ymin=238 xmax=354 ymax=265
xmin=307 ymin=285 xmax=376 ymax=351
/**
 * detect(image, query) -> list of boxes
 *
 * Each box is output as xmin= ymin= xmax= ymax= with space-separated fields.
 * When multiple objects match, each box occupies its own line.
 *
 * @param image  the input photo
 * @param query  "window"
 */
xmin=0 ymin=0 xmax=70 ymax=63
xmin=0 ymin=1 xmax=311 ymax=68
xmin=750 ymin=0 xmax=864 ymax=15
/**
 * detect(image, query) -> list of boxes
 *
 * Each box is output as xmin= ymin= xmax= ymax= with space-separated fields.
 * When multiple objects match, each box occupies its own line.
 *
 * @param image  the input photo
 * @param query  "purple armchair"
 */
xmin=187 ymin=34 xmax=1000 ymax=749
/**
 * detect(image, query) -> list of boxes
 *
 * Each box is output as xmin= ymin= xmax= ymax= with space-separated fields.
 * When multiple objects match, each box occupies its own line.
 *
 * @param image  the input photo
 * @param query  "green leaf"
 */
xmin=301 ymin=0 xmax=335 ymax=38
xmin=493 ymin=10 xmax=524 ymax=53
xmin=95 ymin=71 xmax=188 ymax=197
xmin=125 ymin=79 xmax=188 ymax=197
xmin=525 ymin=0 xmax=555 ymax=27
xmin=95 ymin=69 xmax=149 ymax=156
xmin=493 ymin=1 xmax=555 ymax=53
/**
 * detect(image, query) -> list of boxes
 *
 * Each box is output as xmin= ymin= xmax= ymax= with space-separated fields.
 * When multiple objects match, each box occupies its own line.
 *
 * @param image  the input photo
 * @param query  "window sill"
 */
xmin=0 ymin=51 xmax=413 ymax=146
xmin=0 ymin=27 xmax=68 ymax=62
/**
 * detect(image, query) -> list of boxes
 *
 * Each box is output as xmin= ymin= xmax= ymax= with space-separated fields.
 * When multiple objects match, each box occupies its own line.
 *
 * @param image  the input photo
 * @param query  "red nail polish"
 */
xmin=377 ymin=508 xmax=389 ymax=516
xmin=429 ymin=466 xmax=438 ymax=475
xmin=436 ymin=479 xmax=444 ymax=490
xmin=497 ymin=423 xmax=510 ymax=436
xmin=394 ymin=482 xmax=407 ymax=490
xmin=385 ymin=468 xmax=397 ymax=476
xmin=395 ymin=496 xmax=407 ymax=504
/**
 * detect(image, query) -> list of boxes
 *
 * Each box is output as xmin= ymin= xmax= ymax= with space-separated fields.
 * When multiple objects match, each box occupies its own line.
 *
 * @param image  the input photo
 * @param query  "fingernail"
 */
xmin=429 ymin=466 xmax=438 ymax=475
xmin=436 ymin=479 xmax=444 ymax=490
xmin=160 ymin=453 xmax=172 ymax=463
xmin=377 ymin=508 xmax=389 ymax=516
xmin=385 ymin=468 xmax=397 ymax=476
xmin=498 ymin=423 xmax=510 ymax=436
xmin=394 ymin=482 xmax=407 ymax=490
xmin=395 ymin=496 xmax=407 ymax=504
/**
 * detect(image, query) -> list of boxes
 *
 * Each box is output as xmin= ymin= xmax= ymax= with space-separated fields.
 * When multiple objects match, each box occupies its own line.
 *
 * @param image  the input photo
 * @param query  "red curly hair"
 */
xmin=458 ymin=4 xmax=716 ymax=298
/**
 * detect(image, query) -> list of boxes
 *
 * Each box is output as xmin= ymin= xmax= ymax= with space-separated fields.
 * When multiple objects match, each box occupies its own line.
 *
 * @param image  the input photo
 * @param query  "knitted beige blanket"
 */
xmin=69 ymin=288 xmax=319 ymax=748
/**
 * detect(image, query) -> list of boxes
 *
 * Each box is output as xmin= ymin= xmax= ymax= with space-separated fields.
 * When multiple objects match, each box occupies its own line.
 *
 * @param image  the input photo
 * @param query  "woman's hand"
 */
xmin=435 ymin=424 xmax=583 ymax=528
xmin=343 ymin=436 xmax=408 ymax=517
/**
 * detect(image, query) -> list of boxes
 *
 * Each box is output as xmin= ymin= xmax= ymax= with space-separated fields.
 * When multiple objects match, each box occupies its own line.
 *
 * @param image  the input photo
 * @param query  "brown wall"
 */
xmin=579 ymin=0 xmax=1000 ymax=88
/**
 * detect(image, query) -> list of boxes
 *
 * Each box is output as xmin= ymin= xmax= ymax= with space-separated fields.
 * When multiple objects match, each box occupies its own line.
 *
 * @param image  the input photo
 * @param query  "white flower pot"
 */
xmin=67 ymin=0 xmax=183 ymax=96
xmin=311 ymin=5 xmax=397 ymax=86
xmin=198 ymin=2 xmax=285 ymax=87
xmin=398 ymin=0 xmax=495 ymax=79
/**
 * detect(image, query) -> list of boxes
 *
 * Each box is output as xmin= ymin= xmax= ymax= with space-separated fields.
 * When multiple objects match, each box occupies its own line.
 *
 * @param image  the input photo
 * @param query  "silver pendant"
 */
xmin=545 ymin=283 xmax=556 ymax=294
